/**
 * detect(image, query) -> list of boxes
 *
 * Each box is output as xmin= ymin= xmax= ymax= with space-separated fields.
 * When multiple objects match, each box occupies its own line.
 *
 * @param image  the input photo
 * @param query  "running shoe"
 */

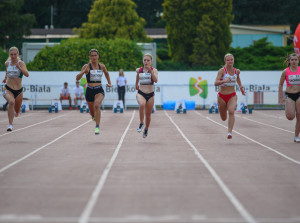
xmin=294 ymin=137 xmax=300 ymax=143
xmin=7 ymin=125 xmax=13 ymax=132
xmin=15 ymin=112 xmax=20 ymax=117
xmin=227 ymin=132 xmax=232 ymax=139
xmin=137 ymin=123 xmax=144 ymax=133
xmin=95 ymin=127 xmax=100 ymax=135
xmin=143 ymin=129 xmax=148 ymax=138
xmin=92 ymin=116 xmax=96 ymax=122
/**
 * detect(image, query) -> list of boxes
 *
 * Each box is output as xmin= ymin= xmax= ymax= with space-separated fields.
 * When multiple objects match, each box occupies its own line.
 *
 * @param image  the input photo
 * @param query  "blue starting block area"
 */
xmin=113 ymin=100 xmax=124 ymax=113
xmin=209 ymin=102 xmax=219 ymax=114
xmin=237 ymin=102 xmax=253 ymax=114
xmin=48 ymin=100 xmax=62 ymax=113
xmin=80 ymin=101 xmax=89 ymax=113
xmin=175 ymin=100 xmax=187 ymax=114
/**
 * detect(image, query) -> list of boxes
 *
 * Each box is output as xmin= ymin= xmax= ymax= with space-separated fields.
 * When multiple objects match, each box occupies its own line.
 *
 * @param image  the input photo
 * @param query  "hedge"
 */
xmin=0 ymin=49 xmax=8 ymax=71
xmin=27 ymin=38 xmax=143 ymax=71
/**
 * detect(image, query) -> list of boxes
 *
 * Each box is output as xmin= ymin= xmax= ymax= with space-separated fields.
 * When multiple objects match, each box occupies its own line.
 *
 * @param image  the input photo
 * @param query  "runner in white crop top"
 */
xmin=2 ymin=47 xmax=29 ymax=132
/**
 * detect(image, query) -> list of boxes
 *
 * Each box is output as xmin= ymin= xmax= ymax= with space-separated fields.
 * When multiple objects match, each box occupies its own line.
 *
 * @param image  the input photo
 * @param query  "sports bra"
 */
xmin=139 ymin=67 xmax=153 ymax=85
xmin=221 ymin=66 xmax=237 ymax=87
xmin=7 ymin=60 xmax=23 ymax=79
xmin=286 ymin=67 xmax=300 ymax=87
xmin=86 ymin=63 xmax=103 ymax=83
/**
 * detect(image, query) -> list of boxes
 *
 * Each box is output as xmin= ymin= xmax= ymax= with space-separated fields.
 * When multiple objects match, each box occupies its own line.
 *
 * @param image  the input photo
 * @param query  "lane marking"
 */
xmin=236 ymin=115 xmax=294 ymax=134
xmin=0 ymin=119 xmax=91 ymax=173
xmin=79 ymin=111 xmax=135 ymax=223
xmin=195 ymin=112 xmax=300 ymax=165
xmin=164 ymin=111 xmax=257 ymax=223
xmin=0 ymin=114 xmax=67 ymax=137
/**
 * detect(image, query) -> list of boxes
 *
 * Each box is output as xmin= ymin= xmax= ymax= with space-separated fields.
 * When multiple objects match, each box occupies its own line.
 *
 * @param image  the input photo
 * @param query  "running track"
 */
xmin=0 ymin=109 xmax=299 ymax=223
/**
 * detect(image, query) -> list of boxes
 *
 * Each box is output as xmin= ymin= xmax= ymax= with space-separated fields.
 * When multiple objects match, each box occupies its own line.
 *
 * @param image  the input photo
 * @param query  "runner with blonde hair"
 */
xmin=2 ymin=47 xmax=29 ymax=131
xmin=214 ymin=53 xmax=245 ymax=139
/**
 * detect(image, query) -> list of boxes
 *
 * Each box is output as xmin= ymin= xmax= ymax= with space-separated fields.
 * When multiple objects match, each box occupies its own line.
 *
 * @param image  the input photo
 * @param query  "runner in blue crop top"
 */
xmin=76 ymin=49 xmax=112 ymax=135
xmin=2 ymin=47 xmax=29 ymax=132
xmin=135 ymin=53 xmax=158 ymax=138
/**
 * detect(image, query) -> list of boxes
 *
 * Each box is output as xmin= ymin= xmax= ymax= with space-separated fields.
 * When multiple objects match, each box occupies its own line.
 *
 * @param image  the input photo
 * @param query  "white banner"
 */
xmin=0 ymin=70 xmax=284 ymax=107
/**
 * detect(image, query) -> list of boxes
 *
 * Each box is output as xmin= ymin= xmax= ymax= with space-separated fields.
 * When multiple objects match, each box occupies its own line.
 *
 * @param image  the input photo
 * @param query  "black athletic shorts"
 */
xmin=285 ymin=92 xmax=300 ymax=102
xmin=5 ymin=85 xmax=23 ymax=98
xmin=137 ymin=90 xmax=154 ymax=102
xmin=85 ymin=85 xmax=105 ymax=102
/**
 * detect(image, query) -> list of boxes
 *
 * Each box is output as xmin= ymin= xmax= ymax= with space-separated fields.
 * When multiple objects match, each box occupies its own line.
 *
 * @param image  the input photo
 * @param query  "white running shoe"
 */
xmin=7 ymin=125 xmax=13 ymax=132
xmin=227 ymin=132 xmax=232 ymax=139
xmin=294 ymin=137 xmax=300 ymax=143
xmin=137 ymin=123 xmax=144 ymax=133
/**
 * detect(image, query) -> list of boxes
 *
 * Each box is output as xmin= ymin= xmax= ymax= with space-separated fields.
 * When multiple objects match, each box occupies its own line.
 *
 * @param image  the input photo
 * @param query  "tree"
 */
xmin=0 ymin=0 xmax=35 ymax=49
xmin=163 ymin=0 xmax=233 ymax=66
xmin=191 ymin=1 xmax=233 ymax=66
xmin=78 ymin=0 xmax=149 ymax=41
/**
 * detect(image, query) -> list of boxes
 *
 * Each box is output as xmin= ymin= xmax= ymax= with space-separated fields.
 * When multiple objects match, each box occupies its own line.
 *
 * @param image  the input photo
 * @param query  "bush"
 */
xmin=0 ymin=49 xmax=8 ymax=71
xmin=27 ymin=38 xmax=143 ymax=71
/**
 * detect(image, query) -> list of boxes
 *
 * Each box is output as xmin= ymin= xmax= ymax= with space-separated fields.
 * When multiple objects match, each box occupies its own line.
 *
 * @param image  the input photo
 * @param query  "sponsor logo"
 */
xmin=189 ymin=77 xmax=208 ymax=99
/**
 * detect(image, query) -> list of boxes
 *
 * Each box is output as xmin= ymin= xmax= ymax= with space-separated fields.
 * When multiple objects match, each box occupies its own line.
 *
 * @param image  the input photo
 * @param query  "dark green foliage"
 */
xmin=232 ymin=0 xmax=300 ymax=33
xmin=27 ymin=38 xmax=143 ymax=71
xmin=230 ymin=38 xmax=294 ymax=70
xmin=0 ymin=0 xmax=35 ymax=48
xmin=78 ymin=0 xmax=150 ymax=42
xmin=163 ymin=0 xmax=233 ymax=66
xmin=132 ymin=0 xmax=165 ymax=28
xmin=0 ymin=49 xmax=9 ymax=71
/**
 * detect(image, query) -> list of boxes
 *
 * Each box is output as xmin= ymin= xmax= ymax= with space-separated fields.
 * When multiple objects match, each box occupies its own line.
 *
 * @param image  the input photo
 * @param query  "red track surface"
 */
xmin=0 ymin=109 xmax=299 ymax=223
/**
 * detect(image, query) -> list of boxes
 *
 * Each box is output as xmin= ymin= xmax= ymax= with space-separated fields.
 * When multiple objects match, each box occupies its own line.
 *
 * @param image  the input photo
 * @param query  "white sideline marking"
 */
xmin=195 ymin=112 xmax=300 ymax=165
xmin=237 ymin=116 xmax=294 ymax=134
xmin=164 ymin=111 xmax=256 ymax=223
xmin=79 ymin=111 xmax=135 ymax=223
xmin=0 ymin=119 xmax=91 ymax=173
xmin=0 ymin=114 xmax=67 ymax=137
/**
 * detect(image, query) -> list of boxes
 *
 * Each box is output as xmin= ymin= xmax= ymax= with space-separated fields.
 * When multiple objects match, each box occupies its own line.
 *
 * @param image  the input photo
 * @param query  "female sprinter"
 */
xmin=76 ymin=49 xmax=112 ymax=135
xmin=2 ymin=47 xmax=29 ymax=131
xmin=278 ymin=53 xmax=300 ymax=143
xmin=214 ymin=53 xmax=245 ymax=139
xmin=135 ymin=53 xmax=158 ymax=138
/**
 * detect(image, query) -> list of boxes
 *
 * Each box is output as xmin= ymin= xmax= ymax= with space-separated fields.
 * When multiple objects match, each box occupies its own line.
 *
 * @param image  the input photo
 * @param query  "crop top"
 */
xmin=286 ymin=67 xmax=300 ymax=87
xmin=221 ymin=66 xmax=237 ymax=87
xmin=7 ymin=60 xmax=23 ymax=79
xmin=138 ymin=67 xmax=153 ymax=85
xmin=86 ymin=63 xmax=103 ymax=83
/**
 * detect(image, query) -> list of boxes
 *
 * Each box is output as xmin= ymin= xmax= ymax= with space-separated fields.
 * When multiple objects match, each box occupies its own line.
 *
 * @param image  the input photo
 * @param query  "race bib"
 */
xmin=139 ymin=72 xmax=152 ymax=85
xmin=288 ymin=75 xmax=300 ymax=85
xmin=90 ymin=70 xmax=103 ymax=82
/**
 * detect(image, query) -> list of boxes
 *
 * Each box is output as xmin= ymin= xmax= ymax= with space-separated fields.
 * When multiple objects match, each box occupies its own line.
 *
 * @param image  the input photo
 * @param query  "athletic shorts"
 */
xmin=218 ymin=92 xmax=236 ymax=104
xmin=4 ymin=85 xmax=23 ymax=99
xmin=137 ymin=90 xmax=154 ymax=102
xmin=85 ymin=85 xmax=105 ymax=102
xmin=285 ymin=92 xmax=300 ymax=102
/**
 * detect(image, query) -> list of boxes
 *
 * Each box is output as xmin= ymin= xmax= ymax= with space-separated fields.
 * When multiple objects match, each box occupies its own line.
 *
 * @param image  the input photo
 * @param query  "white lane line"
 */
xmin=0 ymin=114 xmax=67 ymax=137
xmin=195 ymin=112 xmax=300 ymax=165
xmin=236 ymin=116 xmax=294 ymax=134
xmin=164 ymin=111 xmax=257 ymax=223
xmin=0 ymin=119 xmax=91 ymax=173
xmin=79 ymin=111 xmax=135 ymax=223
